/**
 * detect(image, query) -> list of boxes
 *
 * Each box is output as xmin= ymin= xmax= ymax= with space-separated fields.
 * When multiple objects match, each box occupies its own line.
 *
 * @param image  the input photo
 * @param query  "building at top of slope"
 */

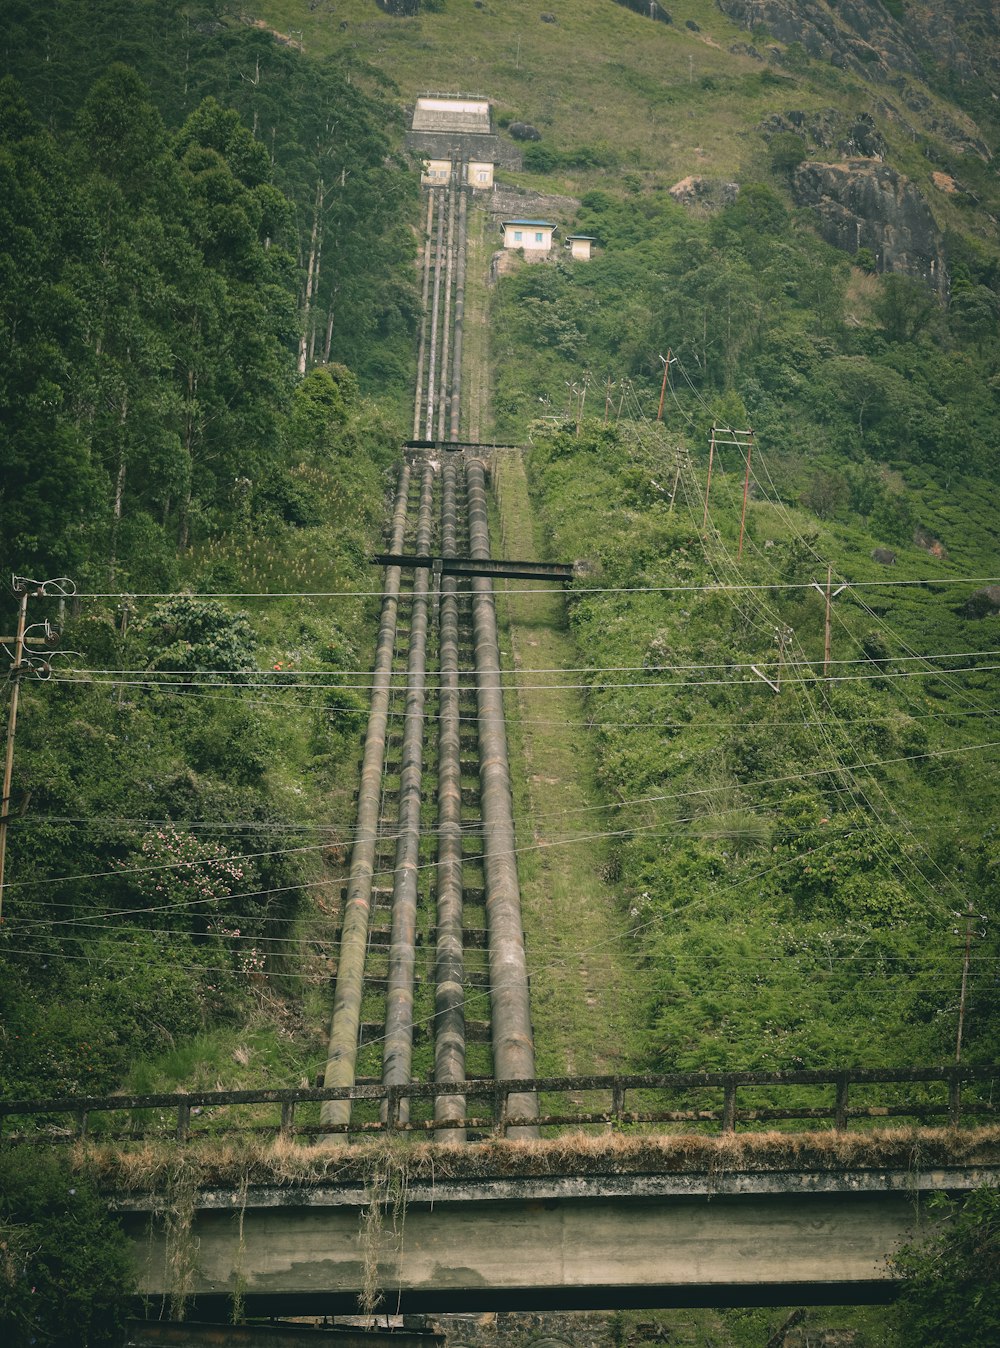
xmin=406 ymin=93 xmax=517 ymax=188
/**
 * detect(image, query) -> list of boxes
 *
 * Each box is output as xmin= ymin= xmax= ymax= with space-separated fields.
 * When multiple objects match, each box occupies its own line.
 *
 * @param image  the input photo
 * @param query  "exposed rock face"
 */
xmin=716 ymin=0 xmax=921 ymax=81
xmin=761 ymin=109 xmax=888 ymax=160
xmin=668 ymin=175 xmax=740 ymax=210
xmin=792 ymin=159 xmax=945 ymax=289
xmin=716 ymin=0 xmax=990 ymax=158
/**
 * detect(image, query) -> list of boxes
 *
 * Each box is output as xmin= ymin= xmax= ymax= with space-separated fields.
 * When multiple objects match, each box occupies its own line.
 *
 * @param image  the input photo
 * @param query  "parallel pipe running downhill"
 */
xmin=382 ymin=462 xmax=436 ymax=1120
xmin=433 ymin=456 xmax=466 ymax=1136
xmin=448 ymin=173 xmax=468 ymax=444
xmin=424 ymin=182 xmax=447 ymax=440
xmin=321 ymin=466 xmax=412 ymax=1131
xmin=412 ymin=192 xmax=436 ymax=440
xmin=465 ymin=456 xmax=539 ymax=1138
xmin=437 ymin=166 xmax=457 ymax=442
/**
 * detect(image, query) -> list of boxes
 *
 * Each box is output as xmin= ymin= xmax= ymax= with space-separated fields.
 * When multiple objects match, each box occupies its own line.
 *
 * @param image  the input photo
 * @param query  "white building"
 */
xmin=565 ymin=234 xmax=596 ymax=260
xmin=407 ymin=95 xmax=502 ymax=191
xmin=501 ymin=219 xmax=557 ymax=252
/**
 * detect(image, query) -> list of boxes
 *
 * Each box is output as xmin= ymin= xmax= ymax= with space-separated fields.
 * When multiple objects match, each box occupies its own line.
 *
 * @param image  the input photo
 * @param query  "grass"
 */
xmin=493 ymin=450 xmax=652 ymax=1078
xmin=252 ymin=0 xmax=999 ymax=226
xmin=74 ymin=1124 xmax=1000 ymax=1192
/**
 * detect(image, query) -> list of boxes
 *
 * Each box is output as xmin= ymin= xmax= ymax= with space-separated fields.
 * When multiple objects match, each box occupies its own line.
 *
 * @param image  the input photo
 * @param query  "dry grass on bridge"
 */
xmin=70 ymin=1124 xmax=1000 ymax=1197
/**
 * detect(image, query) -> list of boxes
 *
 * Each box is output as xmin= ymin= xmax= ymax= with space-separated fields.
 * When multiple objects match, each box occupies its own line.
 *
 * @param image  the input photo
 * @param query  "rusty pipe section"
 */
xmin=465 ymin=455 xmax=539 ymax=1138
xmin=448 ymin=178 xmax=468 ymax=443
xmin=321 ymin=465 xmax=412 ymax=1131
xmin=412 ymin=191 xmax=436 ymax=440
xmin=382 ymin=462 xmax=435 ymax=1118
xmin=434 ymin=456 xmax=466 ymax=1136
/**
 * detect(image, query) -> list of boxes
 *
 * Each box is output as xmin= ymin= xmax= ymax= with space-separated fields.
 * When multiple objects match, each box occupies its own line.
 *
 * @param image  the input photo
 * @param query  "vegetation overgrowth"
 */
xmin=0 ymin=7 xmax=418 ymax=1107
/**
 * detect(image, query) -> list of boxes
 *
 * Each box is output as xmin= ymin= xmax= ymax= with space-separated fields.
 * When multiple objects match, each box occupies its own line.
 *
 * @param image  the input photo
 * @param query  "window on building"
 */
xmin=535 ymin=232 xmax=544 ymax=243
xmin=513 ymin=230 xmax=522 ymax=242
xmin=478 ymin=170 xmax=488 ymax=182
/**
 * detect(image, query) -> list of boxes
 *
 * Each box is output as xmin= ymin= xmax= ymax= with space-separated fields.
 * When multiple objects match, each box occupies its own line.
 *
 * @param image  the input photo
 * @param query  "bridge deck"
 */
xmin=114 ymin=1131 xmax=1000 ymax=1317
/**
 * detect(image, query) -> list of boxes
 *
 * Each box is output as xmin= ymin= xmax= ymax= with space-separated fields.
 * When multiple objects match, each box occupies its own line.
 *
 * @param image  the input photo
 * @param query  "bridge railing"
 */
xmin=1 ymin=1065 xmax=997 ymax=1144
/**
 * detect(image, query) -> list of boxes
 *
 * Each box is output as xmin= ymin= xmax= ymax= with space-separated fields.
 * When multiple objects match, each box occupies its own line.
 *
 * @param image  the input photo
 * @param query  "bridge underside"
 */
xmin=121 ymin=1166 xmax=997 ymax=1318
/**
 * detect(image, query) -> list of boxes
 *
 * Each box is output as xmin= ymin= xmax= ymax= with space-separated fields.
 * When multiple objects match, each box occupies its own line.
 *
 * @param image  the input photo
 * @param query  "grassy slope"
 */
xmin=254 ymin=0 xmax=997 ymax=223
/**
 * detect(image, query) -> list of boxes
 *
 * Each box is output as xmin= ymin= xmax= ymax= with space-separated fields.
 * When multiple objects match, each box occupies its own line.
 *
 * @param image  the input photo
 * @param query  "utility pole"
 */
xmin=604 ymin=376 xmax=613 ymax=423
xmin=0 ymin=575 xmax=74 ymax=923
xmin=656 ymin=349 xmax=672 ymax=422
xmin=702 ymin=427 xmax=716 ymax=530
xmin=954 ymin=902 xmax=988 ymax=1065
xmin=811 ymin=567 xmax=847 ymax=677
xmin=578 ymin=372 xmax=590 ymax=435
xmin=737 ymin=428 xmax=754 ymax=559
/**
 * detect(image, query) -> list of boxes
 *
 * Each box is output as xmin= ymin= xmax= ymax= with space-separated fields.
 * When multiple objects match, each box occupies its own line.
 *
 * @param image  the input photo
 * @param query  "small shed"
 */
xmin=566 ymin=234 xmax=596 ymax=260
xmin=501 ymin=219 xmax=557 ymax=252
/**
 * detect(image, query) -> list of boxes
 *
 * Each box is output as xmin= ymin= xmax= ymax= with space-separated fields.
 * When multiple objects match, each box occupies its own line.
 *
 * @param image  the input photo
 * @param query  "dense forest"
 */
xmin=2 ymin=1 xmax=999 ymax=1345
xmin=0 ymin=5 xmax=421 ymax=1106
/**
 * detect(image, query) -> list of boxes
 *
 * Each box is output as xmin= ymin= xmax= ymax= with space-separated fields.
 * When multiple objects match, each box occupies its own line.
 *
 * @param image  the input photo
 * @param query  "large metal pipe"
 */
xmin=321 ymin=466 xmax=412 ymax=1131
xmin=424 ymin=184 xmax=447 ymax=440
xmin=464 ymin=456 xmax=538 ymax=1138
xmin=437 ymin=168 xmax=457 ymax=441
xmin=412 ymin=192 xmax=436 ymax=440
xmin=434 ymin=457 xmax=466 ymax=1136
xmin=448 ymin=178 xmax=468 ymax=443
xmin=382 ymin=462 xmax=435 ymax=1118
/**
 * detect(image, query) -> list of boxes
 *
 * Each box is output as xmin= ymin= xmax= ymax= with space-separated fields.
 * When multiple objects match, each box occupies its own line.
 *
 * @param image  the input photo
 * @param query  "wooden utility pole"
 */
xmin=737 ymin=429 xmax=754 ymax=559
xmin=0 ymin=576 xmax=72 ymax=922
xmin=656 ymin=349 xmax=671 ymax=422
xmin=811 ymin=568 xmax=847 ymax=677
xmin=702 ymin=427 xmax=716 ymax=530
xmin=604 ymin=376 xmax=613 ymax=423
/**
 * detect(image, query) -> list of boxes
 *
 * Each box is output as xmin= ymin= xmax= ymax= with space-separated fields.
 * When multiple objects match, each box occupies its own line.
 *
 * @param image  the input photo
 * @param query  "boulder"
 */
xmin=668 ymin=175 xmax=740 ymax=210
xmin=508 ymin=122 xmax=542 ymax=142
xmin=965 ymin=585 xmax=1000 ymax=619
xmin=872 ymin=547 xmax=896 ymax=566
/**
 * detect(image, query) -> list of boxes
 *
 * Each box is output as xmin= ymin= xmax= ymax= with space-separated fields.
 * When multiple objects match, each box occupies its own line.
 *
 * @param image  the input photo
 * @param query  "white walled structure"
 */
xmin=501 ymin=219 xmax=556 ymax=252
xmin=566 ymin=234 xmax=596 ymax=260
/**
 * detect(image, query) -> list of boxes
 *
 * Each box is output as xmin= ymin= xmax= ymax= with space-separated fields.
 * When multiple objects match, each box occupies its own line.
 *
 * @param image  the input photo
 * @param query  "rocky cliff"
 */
xmin=716 ymin=0 xmax=992 ymax=158
xmin=792 ymin=158 xmax=946 ymax=289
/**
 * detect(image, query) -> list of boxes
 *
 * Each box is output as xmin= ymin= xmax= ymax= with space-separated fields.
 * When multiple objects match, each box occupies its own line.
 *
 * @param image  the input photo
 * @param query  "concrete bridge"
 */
xmin=112 ymin=1129 xmax=999 ymax=1320
xmin=5 ymin=1068 xmax=997 ymax=1319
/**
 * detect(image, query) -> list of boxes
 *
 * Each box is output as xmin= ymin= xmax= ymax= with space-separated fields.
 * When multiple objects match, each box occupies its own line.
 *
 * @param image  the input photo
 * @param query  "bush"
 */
xmin=0 ymin=1150 xmax=133 ymax=1348
xmin=892 ymin=1187 xmax=1000 ymax=1347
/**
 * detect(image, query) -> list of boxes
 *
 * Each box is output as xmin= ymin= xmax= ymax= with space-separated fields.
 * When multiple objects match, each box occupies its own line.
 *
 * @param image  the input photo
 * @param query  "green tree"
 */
xmin=892 ymin=1187 xmax=1000 ymax=1347
xmin=874 ymin=273 xmax=936 ymax=343
xmin=0 ymin=1150 xmax=133 ymax=1347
